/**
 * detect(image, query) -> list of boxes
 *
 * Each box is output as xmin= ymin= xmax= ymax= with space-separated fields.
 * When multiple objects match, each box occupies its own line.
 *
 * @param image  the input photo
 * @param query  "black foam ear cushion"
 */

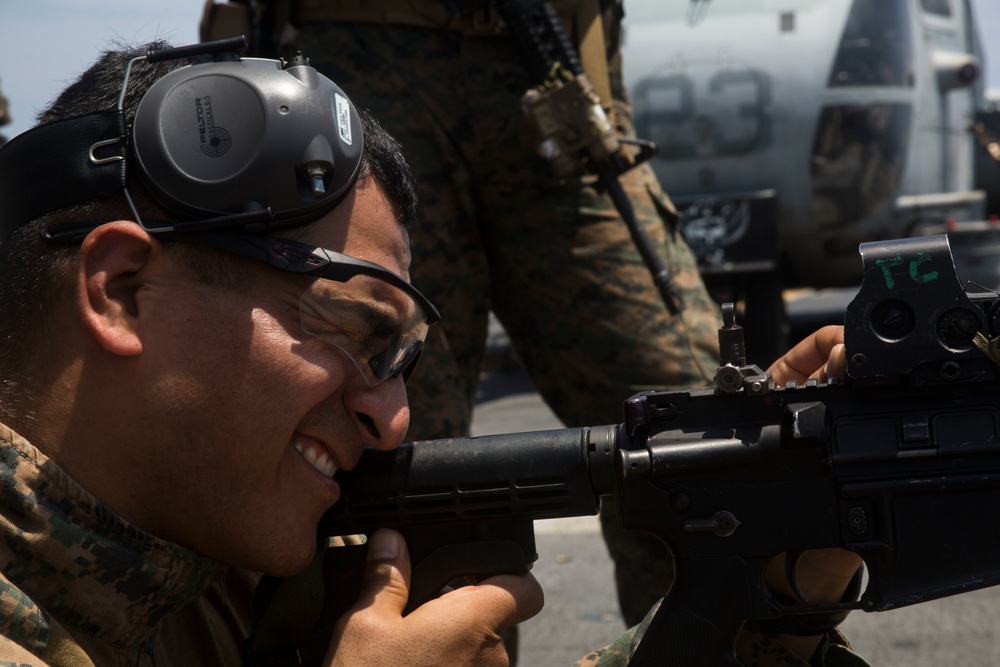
xmin=131 ymin=56 xmax=363 ymax=227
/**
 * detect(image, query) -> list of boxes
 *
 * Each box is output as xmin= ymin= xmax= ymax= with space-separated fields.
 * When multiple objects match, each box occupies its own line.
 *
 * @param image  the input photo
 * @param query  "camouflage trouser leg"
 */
xmin=295 ymin=22 xmax=720 ymax=628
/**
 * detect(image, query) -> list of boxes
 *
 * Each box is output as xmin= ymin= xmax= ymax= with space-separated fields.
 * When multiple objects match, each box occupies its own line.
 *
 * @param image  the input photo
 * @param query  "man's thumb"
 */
xmin=357 ymin=528 xmax=411 ymax=614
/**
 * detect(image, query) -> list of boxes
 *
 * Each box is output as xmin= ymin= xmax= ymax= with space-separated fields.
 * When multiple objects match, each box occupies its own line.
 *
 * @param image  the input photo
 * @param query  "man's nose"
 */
xmin=343 ymin=374 xmax=411 ymax=451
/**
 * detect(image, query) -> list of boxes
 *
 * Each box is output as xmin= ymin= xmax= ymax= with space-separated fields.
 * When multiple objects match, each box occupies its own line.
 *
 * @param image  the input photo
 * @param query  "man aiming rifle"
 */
xmin=0 ymin=35 xmax=861 ymax=667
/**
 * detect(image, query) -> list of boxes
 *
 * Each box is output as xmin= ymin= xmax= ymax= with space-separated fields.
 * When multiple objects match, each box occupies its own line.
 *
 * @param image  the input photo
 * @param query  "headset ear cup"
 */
xmin=131 ymin=56 xmax=363 ymax=228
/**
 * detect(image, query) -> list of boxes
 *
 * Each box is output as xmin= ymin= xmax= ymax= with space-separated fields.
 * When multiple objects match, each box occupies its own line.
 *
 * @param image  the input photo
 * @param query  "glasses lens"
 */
xmin=299 ymin=274 xmax=432 ymax=386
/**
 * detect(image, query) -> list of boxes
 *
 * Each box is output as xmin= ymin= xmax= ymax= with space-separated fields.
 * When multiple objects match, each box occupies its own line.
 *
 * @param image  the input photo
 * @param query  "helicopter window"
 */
xmin=920 ymin=0 xmax=952 ymax=17
xmin=827 ymin=0 xmax=912 ymax=87
xmin=809 ymin=104 xmax=911 ymax=240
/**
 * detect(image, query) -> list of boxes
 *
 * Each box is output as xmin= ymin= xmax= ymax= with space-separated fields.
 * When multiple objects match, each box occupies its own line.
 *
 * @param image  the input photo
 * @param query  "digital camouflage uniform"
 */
xmin=287 ymin=1 xmax=721 ymax=627
xmin=0 ymin=422 xmax=259 ymax=666
xmin=572 ymin=600 xmax=872 ymax=667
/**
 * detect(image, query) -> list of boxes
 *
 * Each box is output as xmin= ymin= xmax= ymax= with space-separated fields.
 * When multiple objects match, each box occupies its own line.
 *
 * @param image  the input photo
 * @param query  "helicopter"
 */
xmin=621 ymin=0 xmax=999 ymax=360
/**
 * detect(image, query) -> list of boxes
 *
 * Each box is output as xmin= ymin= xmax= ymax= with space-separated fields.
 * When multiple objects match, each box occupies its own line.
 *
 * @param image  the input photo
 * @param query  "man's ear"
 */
xmin=76 ymin=221 xmax=161 ymax=357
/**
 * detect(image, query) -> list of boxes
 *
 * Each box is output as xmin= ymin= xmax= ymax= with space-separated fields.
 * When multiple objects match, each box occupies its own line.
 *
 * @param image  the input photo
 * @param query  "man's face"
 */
xmin=132 ymin=179 xmax=414 ymax=575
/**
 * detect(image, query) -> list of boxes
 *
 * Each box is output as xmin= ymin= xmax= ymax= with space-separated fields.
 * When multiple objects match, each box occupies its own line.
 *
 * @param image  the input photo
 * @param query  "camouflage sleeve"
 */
xmin=0 ymin=577 xmax=54 ymax=667
xmin=0 ymin=615 xmax=96 ymax=667
xmin=571 ymin=599 xmax=651 ymax=667
xmin=0 ymin=636 xmax=53 ymax=666
xmin=573 ymin=601 xmax=873 ymax=667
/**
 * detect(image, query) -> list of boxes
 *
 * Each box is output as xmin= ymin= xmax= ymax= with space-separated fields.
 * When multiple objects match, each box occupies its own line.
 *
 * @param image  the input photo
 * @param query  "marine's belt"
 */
xmin=293 ymin=0 xmax=506 ymax=35
xmin=291 ymin=0 xmax=614 ymax=107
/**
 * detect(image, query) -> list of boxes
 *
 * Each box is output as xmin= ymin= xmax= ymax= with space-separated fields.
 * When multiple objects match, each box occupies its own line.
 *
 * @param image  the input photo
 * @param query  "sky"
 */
xmin=0 ymin=0 xmax=998 ymax=141
xmin=0 ymin=1 xmax=205 ymax=139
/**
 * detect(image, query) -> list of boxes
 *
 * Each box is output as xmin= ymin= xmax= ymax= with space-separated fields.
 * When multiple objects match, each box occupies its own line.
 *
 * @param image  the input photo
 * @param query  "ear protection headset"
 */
xmin=0 ymin=37 xmax=364 ymax=243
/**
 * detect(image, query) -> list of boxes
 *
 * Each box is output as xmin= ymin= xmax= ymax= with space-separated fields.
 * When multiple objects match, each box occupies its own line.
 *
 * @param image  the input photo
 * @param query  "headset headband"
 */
xmin=0 ymin=37 xmax=365 ymax=243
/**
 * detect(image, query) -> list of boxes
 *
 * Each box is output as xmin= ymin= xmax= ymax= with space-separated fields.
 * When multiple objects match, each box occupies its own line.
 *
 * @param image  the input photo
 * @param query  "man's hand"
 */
xmin=768 ymin=325 xmax=846 ymax=385
xmin=326 ymin=529 xmax=543 ymax=666
xmin=763 ymin=325 xmax=863 ymax=660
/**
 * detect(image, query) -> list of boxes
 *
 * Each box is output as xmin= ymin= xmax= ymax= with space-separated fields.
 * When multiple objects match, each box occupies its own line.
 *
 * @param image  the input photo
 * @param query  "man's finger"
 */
xmin=814 ymin=343 xmax=847 ymax=382
xmin=432 ymin=572 xmax=544 ymax=630
xmin=354 ymin=528 xmax=412 ymax=615
xmin=768 ymin=325 xmax=845 ymax=384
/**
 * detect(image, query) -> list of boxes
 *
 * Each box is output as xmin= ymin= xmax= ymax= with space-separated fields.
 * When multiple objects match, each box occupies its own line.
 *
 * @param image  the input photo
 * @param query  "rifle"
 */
xmin=314 ymin=233 xmax=1000 ymax=665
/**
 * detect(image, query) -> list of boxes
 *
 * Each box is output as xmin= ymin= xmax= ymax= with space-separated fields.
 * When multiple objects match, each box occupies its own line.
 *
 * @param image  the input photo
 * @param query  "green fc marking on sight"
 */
xmin=875 ymin=253 xmax=939 ymax=290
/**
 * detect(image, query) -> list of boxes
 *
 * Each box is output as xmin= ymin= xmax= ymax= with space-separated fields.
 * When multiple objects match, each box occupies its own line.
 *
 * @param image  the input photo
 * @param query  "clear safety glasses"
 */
xmin=183 ymin=232 xmax=440 ymax=386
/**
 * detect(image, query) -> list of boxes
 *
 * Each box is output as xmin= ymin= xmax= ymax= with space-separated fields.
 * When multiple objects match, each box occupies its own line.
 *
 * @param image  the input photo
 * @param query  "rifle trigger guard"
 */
xmin=785 ymin=550 xmax=809 ymax=604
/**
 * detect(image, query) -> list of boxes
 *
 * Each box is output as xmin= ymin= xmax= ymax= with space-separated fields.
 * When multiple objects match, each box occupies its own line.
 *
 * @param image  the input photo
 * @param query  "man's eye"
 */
xmin=365 ymin=316 xmax=400 ymax=342
xmin=303 ymin=313 xmax=397 ymax=354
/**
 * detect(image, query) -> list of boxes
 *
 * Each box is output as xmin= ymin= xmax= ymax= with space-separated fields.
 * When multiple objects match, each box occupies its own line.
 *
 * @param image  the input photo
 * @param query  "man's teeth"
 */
xmin=294 ymin=441 xmax=338 ymax=478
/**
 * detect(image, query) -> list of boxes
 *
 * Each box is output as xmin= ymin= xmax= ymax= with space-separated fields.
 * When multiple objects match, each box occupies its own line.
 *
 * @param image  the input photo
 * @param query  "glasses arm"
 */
xmin=173 ymin=232 xmax=442 ymax=325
